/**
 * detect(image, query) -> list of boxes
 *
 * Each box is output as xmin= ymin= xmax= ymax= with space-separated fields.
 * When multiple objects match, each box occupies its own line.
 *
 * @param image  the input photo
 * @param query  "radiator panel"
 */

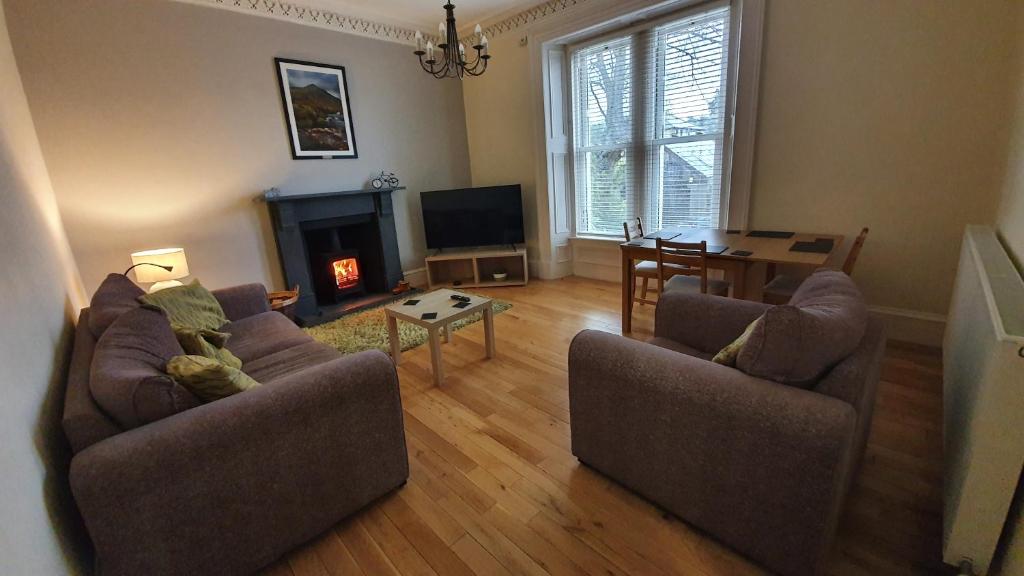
xmin=942 ymin=225 xmax=1024 ymax=573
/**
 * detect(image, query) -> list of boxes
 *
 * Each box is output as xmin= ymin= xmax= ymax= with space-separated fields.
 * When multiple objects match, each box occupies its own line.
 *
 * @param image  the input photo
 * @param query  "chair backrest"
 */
xmin=842 ymin=227 xmax=869 ymax=275
xmin=623 ymin=218 xmax=644 ymax=242
xmin=655 ymin=238 xmax=709 ymax=294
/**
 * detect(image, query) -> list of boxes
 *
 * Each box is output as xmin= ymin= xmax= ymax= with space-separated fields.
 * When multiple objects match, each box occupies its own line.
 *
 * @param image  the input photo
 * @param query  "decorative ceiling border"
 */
xmin=171 ymin=0 xmax=430 ymax=45
xmin=481 ymin=0 xmax=589 ymax=38
xmin=170 ymin=0 xmax=593 ymax=45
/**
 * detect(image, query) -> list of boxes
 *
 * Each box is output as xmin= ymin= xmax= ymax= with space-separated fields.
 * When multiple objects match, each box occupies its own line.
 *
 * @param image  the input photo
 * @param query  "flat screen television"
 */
xmin=421 ymin=185 xmax=525 ymax=250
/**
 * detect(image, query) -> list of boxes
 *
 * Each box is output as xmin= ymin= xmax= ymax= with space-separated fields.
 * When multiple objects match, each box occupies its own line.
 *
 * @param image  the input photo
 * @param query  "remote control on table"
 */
xmin=450 ymin=294 xmax=471 ymax=303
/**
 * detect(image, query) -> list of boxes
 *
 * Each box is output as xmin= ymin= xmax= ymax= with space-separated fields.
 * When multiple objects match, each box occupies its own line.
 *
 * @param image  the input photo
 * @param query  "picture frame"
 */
xmin=275 ymin=58 xmax=358 ymax=160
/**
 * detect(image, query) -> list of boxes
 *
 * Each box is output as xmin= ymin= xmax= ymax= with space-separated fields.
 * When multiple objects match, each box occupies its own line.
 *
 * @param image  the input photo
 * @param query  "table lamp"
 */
xmin=127 ymin=248 xmax=189 ymax=292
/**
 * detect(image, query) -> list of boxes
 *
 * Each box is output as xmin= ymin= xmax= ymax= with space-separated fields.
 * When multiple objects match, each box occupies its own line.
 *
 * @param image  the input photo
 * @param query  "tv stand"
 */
xmin=425 ymin=247 xmax=528 ymax=290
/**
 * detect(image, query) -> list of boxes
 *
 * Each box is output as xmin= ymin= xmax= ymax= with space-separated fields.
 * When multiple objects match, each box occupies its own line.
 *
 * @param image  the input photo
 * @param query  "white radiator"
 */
xmin=943 ymin=225 xmax=1024 ymax=574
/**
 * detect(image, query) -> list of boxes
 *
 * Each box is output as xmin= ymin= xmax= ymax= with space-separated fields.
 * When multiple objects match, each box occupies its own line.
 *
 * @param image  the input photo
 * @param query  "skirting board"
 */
xmin=571 ymin=260 xmax=946 ymax=347
xmin=867 ymin=305 xmax=945 ymax=348
xmin=403 ymin=267 xmax=428 ymax=288
xmin=530 ymin=258 xmax=574 ymax=280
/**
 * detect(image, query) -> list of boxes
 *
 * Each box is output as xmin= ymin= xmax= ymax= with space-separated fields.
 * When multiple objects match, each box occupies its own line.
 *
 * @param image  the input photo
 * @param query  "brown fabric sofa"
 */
xmin=63 ymin=281 xmax=408 ymax=576
xmin=568 ymin=274 xmax=885 ymax=576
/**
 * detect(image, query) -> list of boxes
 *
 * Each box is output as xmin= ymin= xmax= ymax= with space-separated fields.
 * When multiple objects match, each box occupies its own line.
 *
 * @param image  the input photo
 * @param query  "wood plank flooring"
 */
xmin=259 ymin=277 xmax=947 ymax=576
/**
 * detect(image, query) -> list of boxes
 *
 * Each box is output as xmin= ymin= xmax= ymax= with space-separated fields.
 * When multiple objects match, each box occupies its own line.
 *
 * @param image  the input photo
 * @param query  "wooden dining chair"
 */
xmin=624 ymin=218 xmax=659 ymax=306
xmin=655 ymin=238 xmax=730 ymax=297
xmin=763 ymin=227 xmax=869 ymax=304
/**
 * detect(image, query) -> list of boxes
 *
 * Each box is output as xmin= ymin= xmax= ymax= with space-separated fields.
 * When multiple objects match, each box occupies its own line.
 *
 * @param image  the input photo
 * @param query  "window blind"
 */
xmin=571 ymin=4 xmax=731 ymax=236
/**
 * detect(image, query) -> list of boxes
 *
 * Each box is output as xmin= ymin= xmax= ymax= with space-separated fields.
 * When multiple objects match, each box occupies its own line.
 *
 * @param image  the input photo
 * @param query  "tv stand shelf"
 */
xmin=425 ymin=247 xmax=528 ymax=290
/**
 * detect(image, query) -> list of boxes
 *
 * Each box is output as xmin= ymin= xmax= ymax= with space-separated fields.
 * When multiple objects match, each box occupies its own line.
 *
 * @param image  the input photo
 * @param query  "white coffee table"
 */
xmin=384 ymin=289 xmax=495 ymax=386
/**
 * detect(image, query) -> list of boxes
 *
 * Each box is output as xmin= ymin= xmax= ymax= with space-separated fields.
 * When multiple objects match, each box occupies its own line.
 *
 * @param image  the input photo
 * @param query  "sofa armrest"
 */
xmin=654 ymin=291 xmax=770 ymax=354
xmin=212 ymin=283 xmax=269 ymax=321
xmin=568 ymin=330 xmax=855 ymax=576
xmin=70 ymin=350 xmax=408 ymax=576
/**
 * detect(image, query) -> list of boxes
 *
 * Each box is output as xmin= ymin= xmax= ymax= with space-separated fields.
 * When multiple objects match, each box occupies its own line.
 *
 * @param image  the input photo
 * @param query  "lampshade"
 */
xmin=130 ymin=248 xmax=189 ymax=283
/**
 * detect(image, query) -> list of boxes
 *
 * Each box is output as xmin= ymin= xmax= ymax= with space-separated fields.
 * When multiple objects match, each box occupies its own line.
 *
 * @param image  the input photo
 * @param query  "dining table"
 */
xmin=620 ymin=227 xmax=845 ymax=333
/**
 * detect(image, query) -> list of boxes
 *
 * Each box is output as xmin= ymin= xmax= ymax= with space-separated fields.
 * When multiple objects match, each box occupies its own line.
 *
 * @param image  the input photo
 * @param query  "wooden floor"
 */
xmin=259 ymin=277 xmax=947 ymax=576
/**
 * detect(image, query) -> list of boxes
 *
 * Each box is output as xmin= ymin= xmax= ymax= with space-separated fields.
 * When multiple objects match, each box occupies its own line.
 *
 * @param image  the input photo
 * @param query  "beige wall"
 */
xmin=751 ymin=0 xmax=1018 ymax=315
xmin=6 ymin=0 xmax=471 ymax=296
xmin=463 ymin=31 xmax=540 ymax=257
xmin=463 ymin=0 xmax=1021 ymax=320
xmin=0 ymin=0 xmax=88 ymax=572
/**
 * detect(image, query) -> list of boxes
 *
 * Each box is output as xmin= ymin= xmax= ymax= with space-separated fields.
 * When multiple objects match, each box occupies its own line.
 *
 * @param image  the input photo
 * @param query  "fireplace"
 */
xmin=265 ymin=187 xmax=406 ymax=325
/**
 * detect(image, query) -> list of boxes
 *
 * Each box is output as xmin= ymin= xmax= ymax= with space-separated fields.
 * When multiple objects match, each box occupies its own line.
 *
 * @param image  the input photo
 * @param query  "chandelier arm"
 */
xmin=422 ymin=58 xmax=443 ymax=76
xmin=417 ymin=54 xmax=434 ymax=74
xmin=464 ymin=58 xmax=489 ymax=76
xmin=464 ymin=49 xmax=488 ymax=72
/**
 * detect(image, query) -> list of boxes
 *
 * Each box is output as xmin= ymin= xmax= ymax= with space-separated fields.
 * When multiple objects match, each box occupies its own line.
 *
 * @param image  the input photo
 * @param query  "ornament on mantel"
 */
xmin=371 ymin=171 xmax=400 ymax=190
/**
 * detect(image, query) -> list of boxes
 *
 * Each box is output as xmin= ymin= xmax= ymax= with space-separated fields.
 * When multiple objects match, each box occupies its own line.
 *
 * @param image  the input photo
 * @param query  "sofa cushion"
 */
xmin=222 ymin=311 xmax=313 ymax=364
xmin=174 ymin=326 xmax=242 ymax=369
xmin=90 ymin=307 xmax=201 ymax=429
xmin=139 ymin=280 xmax=228 ymax=331
xmin=88 ymin=273 xmax=145 ymax=339
xmin=242 ymin=340 xmax=343 ymax=383
xmin=736 ymin=270 xmax=867 ymax=386
xmin=166 ymin=355 xmax=261 ymax=402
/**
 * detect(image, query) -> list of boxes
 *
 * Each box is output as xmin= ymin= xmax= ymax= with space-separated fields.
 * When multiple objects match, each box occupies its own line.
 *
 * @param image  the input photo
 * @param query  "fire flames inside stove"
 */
xmin=332 ymin=257 xmax=360 ymax=290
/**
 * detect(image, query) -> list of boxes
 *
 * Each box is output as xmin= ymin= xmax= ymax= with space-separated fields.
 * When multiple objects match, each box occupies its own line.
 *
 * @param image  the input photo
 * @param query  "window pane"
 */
xmin=572 ymin=35 xmax=634 ymax=235
xmin=576 ymin=37 xmax=633 ymax=149
xmin=646 ymin=7 xmax=730 ymax=231
xmin=658 ymin=13 xmax=728 ymax=139
xmin=578 ymin=148 xmax=632 ymax=235
xmin=658 ymin=139 xmax=721 ymax=229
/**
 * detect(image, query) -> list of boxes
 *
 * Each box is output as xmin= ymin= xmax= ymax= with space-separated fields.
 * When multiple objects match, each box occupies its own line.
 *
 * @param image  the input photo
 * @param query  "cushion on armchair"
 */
xmin=90 ymin=307 xmax=201 ymax=429
xmin=736 ymin=270 xmax=867 ymax=386
xmin=87 ymin=273 xmax=145 ymax=339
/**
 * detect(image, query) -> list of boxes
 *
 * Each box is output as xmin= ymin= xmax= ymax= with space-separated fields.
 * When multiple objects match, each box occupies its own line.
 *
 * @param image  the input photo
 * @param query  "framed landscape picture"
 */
xmin=275 ymin=58 xmax=358 ymax=159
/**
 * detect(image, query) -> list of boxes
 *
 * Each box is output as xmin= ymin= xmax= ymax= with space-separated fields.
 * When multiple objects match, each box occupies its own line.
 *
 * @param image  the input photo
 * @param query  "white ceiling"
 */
xmin=297 ymin=0 xmax=536 ymax=32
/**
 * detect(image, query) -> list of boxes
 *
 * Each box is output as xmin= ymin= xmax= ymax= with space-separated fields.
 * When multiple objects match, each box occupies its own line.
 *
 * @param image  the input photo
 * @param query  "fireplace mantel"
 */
xmin=263 ymin=186 xmax=406 ymax=202
xmin=264 ymin=187 xmax=406 ymax=325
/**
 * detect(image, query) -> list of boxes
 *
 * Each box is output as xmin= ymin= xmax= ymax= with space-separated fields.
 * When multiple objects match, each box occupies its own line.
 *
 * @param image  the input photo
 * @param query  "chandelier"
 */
xmin=413 ymin=3 xmax=490 ymax=78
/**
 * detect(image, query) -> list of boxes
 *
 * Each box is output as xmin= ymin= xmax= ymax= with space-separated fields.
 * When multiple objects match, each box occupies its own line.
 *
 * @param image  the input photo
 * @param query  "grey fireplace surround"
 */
xmin=264 ymin=187 xmax=405 ymax=324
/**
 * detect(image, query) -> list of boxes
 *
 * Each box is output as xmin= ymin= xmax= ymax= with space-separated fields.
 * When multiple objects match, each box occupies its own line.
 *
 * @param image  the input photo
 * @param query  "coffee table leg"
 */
xmin=442 ymin=323 xmax=450 ymax=344
xmin=428 ymin=327 xmax=444 ymax=386
xmin=483 ymin=305 xmax=496 ymax=359
xmin=386 ymin=311 xmax=401 ymax=364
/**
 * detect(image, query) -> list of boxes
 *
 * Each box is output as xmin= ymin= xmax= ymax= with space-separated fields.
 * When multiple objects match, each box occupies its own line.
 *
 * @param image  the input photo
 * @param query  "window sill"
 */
xmin=570 ymin=235 xmax=623 ymax=246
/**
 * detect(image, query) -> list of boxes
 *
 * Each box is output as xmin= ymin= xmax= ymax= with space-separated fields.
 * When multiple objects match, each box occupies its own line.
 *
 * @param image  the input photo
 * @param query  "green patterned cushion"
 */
xmin=173 ymin=327 xmax=242 ymax=369
xmin=139 ymin=280 xmax=228 ymax=332
xmin=712 ymin=315 xmax=763 ymax=367
xmin=165 ymin=355 xmax=260 ymax=402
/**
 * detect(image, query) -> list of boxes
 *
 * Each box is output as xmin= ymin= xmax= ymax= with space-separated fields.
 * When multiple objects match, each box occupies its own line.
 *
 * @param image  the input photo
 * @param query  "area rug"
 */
xmin=305 ymin=295 xmax=512 ymax=355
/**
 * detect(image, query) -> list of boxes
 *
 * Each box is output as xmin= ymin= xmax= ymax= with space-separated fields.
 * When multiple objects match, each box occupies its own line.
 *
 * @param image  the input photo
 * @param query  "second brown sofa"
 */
xmin=568 ymin=271 xmax=885 ymax=575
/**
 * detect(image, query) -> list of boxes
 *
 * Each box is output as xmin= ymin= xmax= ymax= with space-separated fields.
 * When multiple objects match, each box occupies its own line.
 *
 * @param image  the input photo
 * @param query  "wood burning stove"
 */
xmin=316 ymin=250 xmax=365 ymax=302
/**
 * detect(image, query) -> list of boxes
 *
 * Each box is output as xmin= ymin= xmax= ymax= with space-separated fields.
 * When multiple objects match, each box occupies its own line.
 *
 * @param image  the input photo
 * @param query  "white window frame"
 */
xmin=567 ymin=0 xmax=737 ymax=238
xmin=526 ymin=0 xmax=762 ymax=279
